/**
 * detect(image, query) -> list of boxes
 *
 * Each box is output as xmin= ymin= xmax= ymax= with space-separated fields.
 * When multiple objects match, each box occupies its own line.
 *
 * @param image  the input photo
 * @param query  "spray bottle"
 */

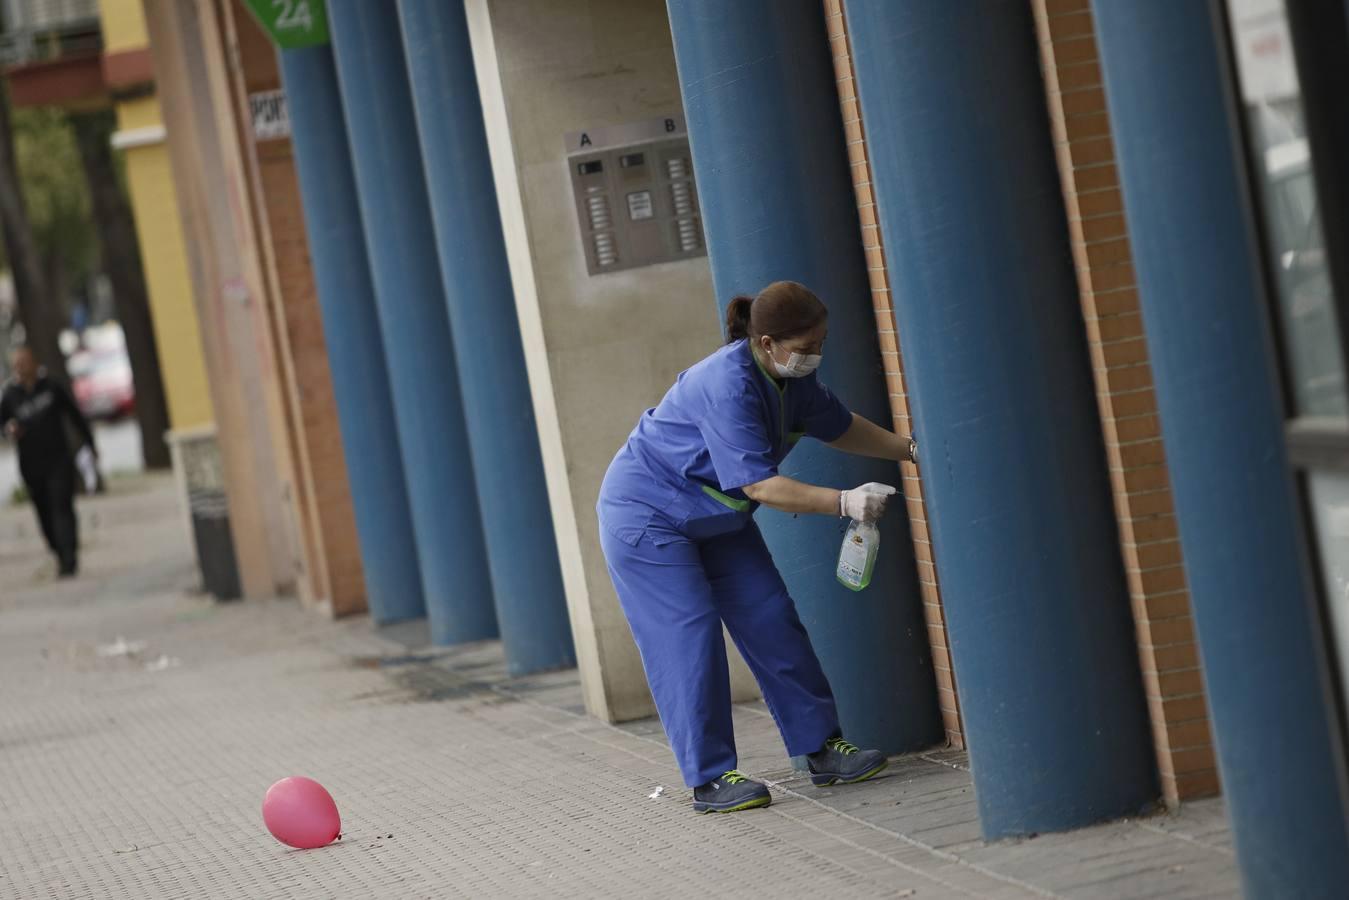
xmin=836 ymin=518 xmax=880 ymax=591
xmin=835 ymin=449 xmax=912 ymax=592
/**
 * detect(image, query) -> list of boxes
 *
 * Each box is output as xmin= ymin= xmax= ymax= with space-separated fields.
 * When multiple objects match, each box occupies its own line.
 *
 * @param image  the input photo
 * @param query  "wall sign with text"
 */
xmin=250 ymin=91 xmax=291 ymax=142
xmin=244 ymin=0 xmax=330 ymax=50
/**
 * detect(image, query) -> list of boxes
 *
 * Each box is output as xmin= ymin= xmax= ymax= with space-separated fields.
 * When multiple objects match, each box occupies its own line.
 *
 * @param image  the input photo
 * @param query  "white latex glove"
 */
xmin=840 ymin=482 xmax=897 ymax=523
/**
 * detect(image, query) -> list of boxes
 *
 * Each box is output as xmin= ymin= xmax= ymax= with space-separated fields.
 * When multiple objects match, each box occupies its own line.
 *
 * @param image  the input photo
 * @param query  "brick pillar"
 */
xmin=823 ymin=0 xmax=962 ymax=748
xmin=1030 ymin=0 xmax=1217 ymax=806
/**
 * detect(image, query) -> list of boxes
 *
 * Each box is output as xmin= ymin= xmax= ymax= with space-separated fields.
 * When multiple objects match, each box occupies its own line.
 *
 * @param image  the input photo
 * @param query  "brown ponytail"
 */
xmin=723 ymin=281 xmax=828 ymax=345
xmin=724 ymin=295 xmax=754 ymax=343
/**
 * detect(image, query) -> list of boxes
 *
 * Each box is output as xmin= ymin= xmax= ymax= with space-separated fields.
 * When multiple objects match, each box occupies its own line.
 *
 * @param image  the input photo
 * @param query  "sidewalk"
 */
xmin=0 ymin=475 xmax=1241 ymax=899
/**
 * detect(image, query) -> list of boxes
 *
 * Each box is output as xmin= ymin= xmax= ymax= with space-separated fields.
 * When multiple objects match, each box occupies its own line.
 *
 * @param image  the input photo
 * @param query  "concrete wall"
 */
xmin=467 ymin=0 xmax=757 ymax=722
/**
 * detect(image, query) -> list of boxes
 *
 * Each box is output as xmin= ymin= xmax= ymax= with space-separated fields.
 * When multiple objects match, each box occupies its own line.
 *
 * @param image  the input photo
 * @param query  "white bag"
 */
xmin=75 ymin=446 xmax=98 ymax=494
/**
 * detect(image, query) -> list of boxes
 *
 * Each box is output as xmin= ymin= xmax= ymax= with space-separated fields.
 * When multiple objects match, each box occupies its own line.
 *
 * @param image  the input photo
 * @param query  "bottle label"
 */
xmin=837 ymin=532 xmax=869 ymax=587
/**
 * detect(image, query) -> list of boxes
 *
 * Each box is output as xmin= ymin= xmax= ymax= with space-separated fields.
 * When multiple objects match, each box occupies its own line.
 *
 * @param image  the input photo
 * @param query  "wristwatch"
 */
xmin=907 ymin=437 xmax=919 ymax=465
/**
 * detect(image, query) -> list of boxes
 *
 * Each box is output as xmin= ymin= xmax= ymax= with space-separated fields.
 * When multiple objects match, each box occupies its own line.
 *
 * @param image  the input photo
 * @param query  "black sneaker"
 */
xmin=807 ymin=737 xmax=887 ymax=786
xmin=692 ymin=770 xmax=772 ymax=813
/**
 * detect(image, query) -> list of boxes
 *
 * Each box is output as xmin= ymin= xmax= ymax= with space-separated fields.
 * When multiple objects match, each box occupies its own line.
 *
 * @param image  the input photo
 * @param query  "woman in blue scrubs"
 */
xmin=598 ymin=281 xmax=918 ymax=813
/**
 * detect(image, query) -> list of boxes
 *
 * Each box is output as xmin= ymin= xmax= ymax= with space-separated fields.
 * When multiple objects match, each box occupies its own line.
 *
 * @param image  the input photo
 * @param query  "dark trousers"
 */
xmin=24 ymin=462 xmax=78 ymax=572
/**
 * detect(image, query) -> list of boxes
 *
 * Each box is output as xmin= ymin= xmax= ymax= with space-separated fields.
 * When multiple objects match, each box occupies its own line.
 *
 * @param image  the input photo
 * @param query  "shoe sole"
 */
xmin=810 ymin=758 xmax=888 ymax=787
xmin=693 ymin=794 xmax=772 ymax=814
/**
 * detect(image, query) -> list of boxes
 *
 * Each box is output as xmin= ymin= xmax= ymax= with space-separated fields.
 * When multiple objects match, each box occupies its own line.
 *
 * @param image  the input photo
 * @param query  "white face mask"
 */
xmin=769 ymin=342 xmax=822 ymax=379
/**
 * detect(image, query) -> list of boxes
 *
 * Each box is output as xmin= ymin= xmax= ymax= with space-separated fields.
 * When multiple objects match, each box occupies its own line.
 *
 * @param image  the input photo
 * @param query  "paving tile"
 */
xmin=0 ymin=476 xmax=1242 ymax=898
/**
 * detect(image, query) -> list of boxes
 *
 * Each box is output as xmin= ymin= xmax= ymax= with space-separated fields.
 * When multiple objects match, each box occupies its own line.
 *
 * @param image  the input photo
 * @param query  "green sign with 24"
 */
xmin=244 ymin=0 xmax=330 ymax=50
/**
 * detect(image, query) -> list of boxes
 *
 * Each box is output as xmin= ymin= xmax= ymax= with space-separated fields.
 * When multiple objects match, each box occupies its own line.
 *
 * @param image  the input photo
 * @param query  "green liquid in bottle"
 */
xmin=836 ymin=520 xmax=879 ymax=591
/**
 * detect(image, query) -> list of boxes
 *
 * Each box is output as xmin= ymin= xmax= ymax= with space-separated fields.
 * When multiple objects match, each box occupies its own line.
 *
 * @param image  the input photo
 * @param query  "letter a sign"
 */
xmin=245 ymin=0 xmax=330 ymax=50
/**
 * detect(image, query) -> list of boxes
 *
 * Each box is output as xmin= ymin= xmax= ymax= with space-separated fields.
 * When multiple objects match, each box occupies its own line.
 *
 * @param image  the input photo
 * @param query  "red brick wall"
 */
xmin=1031 ymin=0 xmax=1217 ymax=806
xmin=826 ymin=0 xmax=963 ymax=749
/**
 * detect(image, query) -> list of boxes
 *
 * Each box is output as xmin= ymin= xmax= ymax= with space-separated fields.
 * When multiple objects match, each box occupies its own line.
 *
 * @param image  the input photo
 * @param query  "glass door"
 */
xmin=1222 ymin=0 xmax=1349 ymax=734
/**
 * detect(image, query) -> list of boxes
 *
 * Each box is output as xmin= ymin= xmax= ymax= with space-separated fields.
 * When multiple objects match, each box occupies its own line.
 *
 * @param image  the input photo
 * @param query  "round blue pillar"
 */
xmin=665 ymin=0 xmax=941 ymax=755
xmin=326 ymin=0 xmax=497 ymax=646
xmin=844 ymin=0 xmax=1157 ymax=838
xmin=1092 ymin=2 xmax=1349 ymax=894
xmin=278 ymin=45 xmax=425 ymax=625
xmin=395 ymin=0 xmax=574 ymax=676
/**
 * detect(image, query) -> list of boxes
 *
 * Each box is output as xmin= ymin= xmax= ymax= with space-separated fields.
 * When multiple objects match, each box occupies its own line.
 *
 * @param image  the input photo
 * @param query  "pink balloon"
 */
xmin=262 ymin=776 xmax=341 ymax=849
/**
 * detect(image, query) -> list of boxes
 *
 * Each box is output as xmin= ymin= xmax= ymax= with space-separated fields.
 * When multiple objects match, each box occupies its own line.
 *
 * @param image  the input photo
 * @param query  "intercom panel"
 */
xmin=566 ymin=117 xmax=707 ymax=276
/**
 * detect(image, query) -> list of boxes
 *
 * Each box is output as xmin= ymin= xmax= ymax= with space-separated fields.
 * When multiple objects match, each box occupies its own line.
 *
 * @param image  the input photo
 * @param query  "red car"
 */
xmin=69 ymin=346 xmax=136 ymax=421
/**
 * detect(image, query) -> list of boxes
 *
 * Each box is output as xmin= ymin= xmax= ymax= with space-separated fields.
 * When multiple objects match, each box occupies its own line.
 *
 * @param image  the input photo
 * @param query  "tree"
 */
xmin=14 ymin=105 xmax=96 ymax=315
xmin=71 ymin=109 xmax=171 ymax=469
xmin=0 ymin=82 xmax=63 ymax=382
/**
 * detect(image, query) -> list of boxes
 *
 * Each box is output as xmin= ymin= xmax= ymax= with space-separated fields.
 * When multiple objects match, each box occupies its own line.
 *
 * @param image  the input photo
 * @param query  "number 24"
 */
xmin=273 ymin=0 xmax=313 ymax=31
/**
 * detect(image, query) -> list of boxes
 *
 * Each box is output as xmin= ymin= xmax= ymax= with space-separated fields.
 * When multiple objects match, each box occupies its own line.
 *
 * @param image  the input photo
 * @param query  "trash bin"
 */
xmin=168 ymin=426 xmax=241 ymax=601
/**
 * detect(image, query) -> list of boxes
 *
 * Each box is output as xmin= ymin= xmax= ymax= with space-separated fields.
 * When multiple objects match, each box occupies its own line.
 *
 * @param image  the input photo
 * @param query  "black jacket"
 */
xmin=0 ymin=374 xmax=95 ymax=476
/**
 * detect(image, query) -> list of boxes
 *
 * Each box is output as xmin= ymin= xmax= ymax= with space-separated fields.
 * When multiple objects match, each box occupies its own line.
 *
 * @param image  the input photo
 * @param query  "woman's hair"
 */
xmin=724 ymin=281 xmax=828 ymax=345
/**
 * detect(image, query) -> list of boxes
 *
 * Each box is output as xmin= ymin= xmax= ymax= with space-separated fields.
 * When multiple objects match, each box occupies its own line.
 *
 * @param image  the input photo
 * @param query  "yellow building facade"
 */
xmin=97 ymin=0 xmax=213 ymax=429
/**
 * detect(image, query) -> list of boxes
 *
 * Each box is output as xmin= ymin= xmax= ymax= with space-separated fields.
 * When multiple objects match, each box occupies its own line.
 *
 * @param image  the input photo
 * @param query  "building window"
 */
xmin=1224 ymin=0 xmax=1349 ymax=716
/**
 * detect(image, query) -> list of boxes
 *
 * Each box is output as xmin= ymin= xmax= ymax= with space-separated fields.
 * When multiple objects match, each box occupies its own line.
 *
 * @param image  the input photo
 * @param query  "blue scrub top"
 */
xmin=613 ymin=340 xmax=853 ymax=538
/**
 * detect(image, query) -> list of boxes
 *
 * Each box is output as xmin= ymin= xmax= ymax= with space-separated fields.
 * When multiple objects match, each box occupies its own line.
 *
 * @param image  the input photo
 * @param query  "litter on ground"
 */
xmin=97 ymin=637 xmax=146 ymax=658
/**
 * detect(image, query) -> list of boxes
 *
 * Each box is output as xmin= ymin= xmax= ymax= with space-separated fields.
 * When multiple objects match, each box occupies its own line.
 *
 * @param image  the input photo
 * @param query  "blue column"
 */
xmin=1092 ymin=3 xmax=1349 ymax=895
xmin=326 ymin=1 xmax=497 ymax=646
xmin=278 ymin=45 xmax=425 ymax=625
xmin=665 ymin=0 xmax=942 ymax=755
xmin=844 ymin=1 xmax=1156 ymax=838
xmin=395 ymin=0 xmax=574 ymax=676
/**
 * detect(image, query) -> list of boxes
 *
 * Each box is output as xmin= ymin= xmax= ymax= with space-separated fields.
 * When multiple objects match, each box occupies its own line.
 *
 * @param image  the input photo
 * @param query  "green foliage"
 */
xmin=12 ymin=106 xmax=96 ymax=285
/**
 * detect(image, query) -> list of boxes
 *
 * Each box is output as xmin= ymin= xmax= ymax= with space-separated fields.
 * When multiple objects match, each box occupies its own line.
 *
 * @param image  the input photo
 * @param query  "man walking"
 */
xmin=1 ymin=346 xmax=97 ymax=577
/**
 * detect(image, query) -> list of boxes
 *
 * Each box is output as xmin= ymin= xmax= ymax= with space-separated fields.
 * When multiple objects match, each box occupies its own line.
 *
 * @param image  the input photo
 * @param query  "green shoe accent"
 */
xmin=814 ymin=758 xmax=888 ymax=787
xmin=824 ymin=736 xmax=860 ymax=755
xmin=698 ymin=794 xmax=772 ymax=814
xmin=693 ymin=770 xmax=772 ymax=812
xmin=808 ymin=738 xmax=889 ymax=787
xmin=840 ymin=758 xmax=888 ymax=784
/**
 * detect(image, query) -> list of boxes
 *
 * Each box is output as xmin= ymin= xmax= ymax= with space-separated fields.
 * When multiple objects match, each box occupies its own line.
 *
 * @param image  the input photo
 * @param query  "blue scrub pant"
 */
xmin=600 ymin=513 xmax=840 ymax=787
